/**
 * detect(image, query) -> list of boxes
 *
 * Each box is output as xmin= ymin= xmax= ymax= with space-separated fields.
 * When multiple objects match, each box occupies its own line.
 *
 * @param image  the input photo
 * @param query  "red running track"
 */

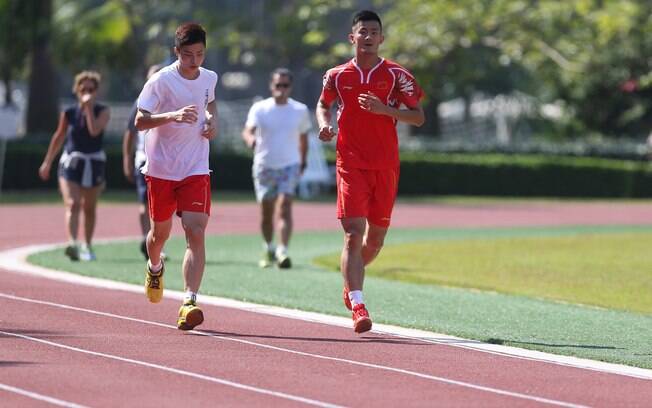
xmin=1 ymin=201 xmax=651 ymax=407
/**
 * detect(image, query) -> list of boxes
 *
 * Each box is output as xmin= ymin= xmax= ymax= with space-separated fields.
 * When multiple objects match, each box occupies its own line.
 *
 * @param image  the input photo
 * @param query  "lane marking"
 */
xmin=0 ymin=328 xmax=343 ymax=408
xmin=0 ymin=382 xmax=88 ymax=408
xmin=1 ymin=293 xmax=587 ymax=408
xmin=2 ymin=242 xmax=652 ymax=381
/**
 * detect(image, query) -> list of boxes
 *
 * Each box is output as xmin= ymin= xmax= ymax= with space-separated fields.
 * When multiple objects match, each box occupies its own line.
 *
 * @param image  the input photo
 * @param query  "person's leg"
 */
xmin=80 ymin=185 xmax=102 ymax=247
xmin=180 ymin=211 xmax=209 ymax=293
xmin=362 ymin=222 xmax=389 ymax=266
xmin=261 ymin=198 xmax=275 ymax=246
xmin=340 ymin=217 xmax=367 ymax=292
xmin=147 ymin=217 xmax=172 ymax=267
xmin=275 ymin=193 xmax=293 ymax=267
xmin=58 ymin=177 xmax=82 ymax=245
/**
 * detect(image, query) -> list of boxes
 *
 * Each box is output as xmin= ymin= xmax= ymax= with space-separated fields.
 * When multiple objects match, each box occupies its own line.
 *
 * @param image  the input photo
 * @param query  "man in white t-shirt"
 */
xmin=242 ymin=68 xmax=311 ymax=269
xmin=134 ymin=22 xmax=218 ymax=331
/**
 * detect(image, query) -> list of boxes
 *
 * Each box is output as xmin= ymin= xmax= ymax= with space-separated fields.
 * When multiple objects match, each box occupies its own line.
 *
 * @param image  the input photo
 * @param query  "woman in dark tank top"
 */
xmin=38 ymin=70 xmax=111 ymax=262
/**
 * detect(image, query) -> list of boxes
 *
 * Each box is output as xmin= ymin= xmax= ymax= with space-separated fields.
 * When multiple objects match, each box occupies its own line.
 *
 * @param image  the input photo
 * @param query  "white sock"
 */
xmin=184 ymin=291 xmax=197 ymax=304
xmin=348 ymin=290 xmax=364 ymax=307
xmin=276 ymin=244 xmax=287 ymax=256
xmin=148 ymin=260 xmax=162 ymax=273
xmin=263 ymin=242 xmax=275 ymax=252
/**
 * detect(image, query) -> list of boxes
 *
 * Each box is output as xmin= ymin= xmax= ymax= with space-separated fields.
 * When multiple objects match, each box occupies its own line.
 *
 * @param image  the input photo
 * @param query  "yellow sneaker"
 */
xmin=258 ymin=249 xmax=275 ymax=268
xmin=145 ymin=261 xmax=164 ymax=303
xmin=177 ymin=301 xmax=204 ymax=331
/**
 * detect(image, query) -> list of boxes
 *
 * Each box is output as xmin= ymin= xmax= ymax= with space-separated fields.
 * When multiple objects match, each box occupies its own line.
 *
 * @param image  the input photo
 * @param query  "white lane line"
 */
xmin=0 ymin=382 xmax=89 ymax=408
xmin=0 ymin=329 xmax=343 ymax=408
xmin=0 ymin=293 xmax=588 ymax=408
xmin=3 ymin=243 xmax=652 ymax=382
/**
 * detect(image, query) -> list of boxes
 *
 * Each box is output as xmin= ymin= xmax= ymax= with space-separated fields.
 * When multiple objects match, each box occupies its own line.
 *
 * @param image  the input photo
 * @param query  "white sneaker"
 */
xmin=79 ymin=246 xmax=96 ymax=261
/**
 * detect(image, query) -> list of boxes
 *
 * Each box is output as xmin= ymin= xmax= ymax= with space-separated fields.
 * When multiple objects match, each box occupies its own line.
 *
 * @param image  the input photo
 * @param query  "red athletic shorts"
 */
xmin=336 ymin=166 xmax=399 ymax=228
xmin=146 ymin=174 xmax=211 ymax=222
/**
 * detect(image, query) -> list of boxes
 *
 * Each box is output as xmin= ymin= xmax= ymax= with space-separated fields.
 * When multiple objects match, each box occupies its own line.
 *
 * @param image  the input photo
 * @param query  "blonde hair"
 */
xmin=72 ymin=70 xmax=101 ymax=93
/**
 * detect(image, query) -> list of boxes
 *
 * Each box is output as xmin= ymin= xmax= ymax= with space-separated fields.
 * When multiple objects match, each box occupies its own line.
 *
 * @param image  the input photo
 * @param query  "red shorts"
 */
xmin=146 ymin=174 xmax=211 ymax=222
xmin=336 ymin=166 xmax=399 ymax=228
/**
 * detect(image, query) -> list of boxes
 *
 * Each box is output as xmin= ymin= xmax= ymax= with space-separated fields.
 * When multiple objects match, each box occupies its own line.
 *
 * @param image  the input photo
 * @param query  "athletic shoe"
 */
xmin=352 ymin=304 xmax=372 ymax=334
xmin=64 ymin=244 xmax=79 ymax=261
xmin=145 ymin=261 xmax=164 ymax=303
xmin=258 ymin=250 xmax=276 ymax=268
xmin=177 ymin=300 xmax=204 ymax=330
xmin=276 ymin=249 xmax=292 ymax=269
xmin=79 ymin=246 xmax=96 ymax=261
xmin=343 ymin=287 xmax=352 ymax=311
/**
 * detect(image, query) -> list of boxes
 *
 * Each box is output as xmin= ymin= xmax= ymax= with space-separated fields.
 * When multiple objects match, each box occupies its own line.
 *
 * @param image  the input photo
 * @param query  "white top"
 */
xmin=137 ymin=61 xmax=218 ymax=181
xmin=245 ymin=97 xmax=311 ymax=170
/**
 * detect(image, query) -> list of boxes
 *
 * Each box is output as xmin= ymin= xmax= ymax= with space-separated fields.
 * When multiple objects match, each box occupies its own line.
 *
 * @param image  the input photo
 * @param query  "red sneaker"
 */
xmin=343 ymin=287 xmax=352 ymax=311
xmin=352 ymin=304 xmax=372 ymax=333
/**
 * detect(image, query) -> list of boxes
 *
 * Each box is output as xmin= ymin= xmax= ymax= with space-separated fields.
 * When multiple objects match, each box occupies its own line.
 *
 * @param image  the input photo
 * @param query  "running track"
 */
xmin=1 ymin=201 xmax=652 ymax=407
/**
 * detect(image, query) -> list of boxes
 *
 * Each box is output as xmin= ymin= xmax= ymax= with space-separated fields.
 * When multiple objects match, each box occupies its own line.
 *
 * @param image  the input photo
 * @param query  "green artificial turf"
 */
xmin=315 ymin=232 xmax=652 ymax=315
xmin=28 ymin=225 xmax=652 ymax=369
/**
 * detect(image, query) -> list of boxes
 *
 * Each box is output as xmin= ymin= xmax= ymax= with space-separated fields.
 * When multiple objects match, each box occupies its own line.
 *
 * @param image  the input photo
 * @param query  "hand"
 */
xmin=358 ymin=92 xmax=386 ymax=114
xmin=201 ymin=116 xmax=217 ymax=140
xmin=245 ymin=136 xmax=256 ymax=149
xmin=300 ymin=160 xmax=307 ymax=175
xmin=318 ymin=125 xmax=336 ymax=142
xmin=123 ymin=160 xmax=134 ymax=184
xmin=38 ymin=162 xmax=51 ymax=181
xmin=171 ymin=105 xmax=198 ymax=124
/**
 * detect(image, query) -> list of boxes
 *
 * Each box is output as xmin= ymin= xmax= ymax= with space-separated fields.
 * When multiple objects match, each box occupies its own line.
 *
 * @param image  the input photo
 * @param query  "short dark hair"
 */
xmin=175 ymin=22 xmax=206 ymax=48
xmin=352 ymin=10 xmax=382 ymax=30
xmin=270 ymin=68 xmax=293 ymax=83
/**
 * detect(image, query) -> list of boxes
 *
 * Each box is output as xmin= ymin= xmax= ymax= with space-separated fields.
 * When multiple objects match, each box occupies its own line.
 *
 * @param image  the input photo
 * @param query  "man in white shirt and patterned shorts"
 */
xmin=242 ymin=68 xmax=311 ymax=269
xmin=135 ymin=22 xmax=218 ymax=330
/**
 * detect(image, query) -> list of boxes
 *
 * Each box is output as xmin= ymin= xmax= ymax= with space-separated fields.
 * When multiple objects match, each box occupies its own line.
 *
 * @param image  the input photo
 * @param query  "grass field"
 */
xmin=315 ymin=231 xmax=652 ymax=315
xmin=28 ymin=224 xmax=652 ymax=369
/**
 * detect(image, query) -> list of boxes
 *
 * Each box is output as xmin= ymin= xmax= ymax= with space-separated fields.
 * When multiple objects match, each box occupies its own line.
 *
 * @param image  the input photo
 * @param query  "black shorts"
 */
xmin=58 ymin=158 xmax=106 ymax=188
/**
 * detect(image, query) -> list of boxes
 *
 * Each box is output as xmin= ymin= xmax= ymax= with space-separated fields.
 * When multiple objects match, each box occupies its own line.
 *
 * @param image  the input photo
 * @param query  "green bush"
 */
xmin=4 ymin=140 xmax=652 ymax=197
xmin=1 ymin=140 xmax=253 ymax=191
xmin=397 ymin=152 xmax=652 ymax=197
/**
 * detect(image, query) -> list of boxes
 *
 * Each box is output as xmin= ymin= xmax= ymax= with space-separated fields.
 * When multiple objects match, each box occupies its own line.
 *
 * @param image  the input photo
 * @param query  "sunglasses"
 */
xmin=274 ymin=83 xmax=291 ymax=89
xmin=80 ymin=87 xmax=96 ymax=93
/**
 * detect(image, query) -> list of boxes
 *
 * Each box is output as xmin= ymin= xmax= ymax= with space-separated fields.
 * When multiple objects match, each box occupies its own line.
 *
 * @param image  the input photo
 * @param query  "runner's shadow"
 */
xmin=0 ymin=328 xmax=76 ymax=341
xmin=194 ymin=329 xmax=428 ymax=345
xmin=0 ymin=361 xmax=38 ymax=367
xmin=485 ymin=338 xmax=622 ymax=350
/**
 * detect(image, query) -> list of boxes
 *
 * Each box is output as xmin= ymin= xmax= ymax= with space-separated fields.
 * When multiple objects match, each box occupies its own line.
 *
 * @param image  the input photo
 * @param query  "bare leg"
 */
xmin=276 ymin=194 xmax=293 ymax=247
xmin=362 ymin=221 xmax=389 ymax=266
xmin=340 ymin=217 xmax=367 ymax=291
xmin=260 ymin=198 xmax=275 ymax=245
xmin=181 ymin=211 xmax=209 ymax=292
xmin=147 ymin=217 xmax=172 ymax=266
xmin=58 ymin=177 xmax=81 ymax=243
xmin=80 ymin=185 xmax=102 ymax=247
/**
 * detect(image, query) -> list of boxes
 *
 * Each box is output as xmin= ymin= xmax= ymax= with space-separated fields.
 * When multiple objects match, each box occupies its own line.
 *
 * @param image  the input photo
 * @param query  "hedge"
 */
xmin=4 ymin=140 xmax=652 ymax=197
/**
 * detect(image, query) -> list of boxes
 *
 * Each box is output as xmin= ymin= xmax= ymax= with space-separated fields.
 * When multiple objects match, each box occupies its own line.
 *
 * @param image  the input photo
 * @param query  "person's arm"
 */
xmin=358 ymin=92 xmax=425 ymax=126
xmin=38 ymin=112 xmax=68 ymax=181
xmin=134 ymin=105 xmax=198 ymax=131
xmin=241 ymin=125 xmax=257 ymax=149
xmin=299 ymin=132 xmax=308 ymax=173
xmin=122 ymin=128 xmax=136 ymax=183
xmin=81 ymin=96 xmax=111 ymax=137
xmin=201 ymin=100 xmax=218 ymax=140
xmin=316 ymin=97 xmax=337 ymax=141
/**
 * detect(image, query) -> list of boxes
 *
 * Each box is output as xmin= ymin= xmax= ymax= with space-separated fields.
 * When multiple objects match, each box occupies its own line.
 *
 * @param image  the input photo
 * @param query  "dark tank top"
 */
xmin=63 ymin=103 xmax=107 ymax=154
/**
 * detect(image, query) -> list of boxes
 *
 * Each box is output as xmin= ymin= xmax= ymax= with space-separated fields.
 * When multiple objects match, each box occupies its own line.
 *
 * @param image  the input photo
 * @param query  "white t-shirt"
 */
xmin=245 ymin=97 xmax=311 ymax=170
xmin=137 ymin=61 xmax=218 ymax=181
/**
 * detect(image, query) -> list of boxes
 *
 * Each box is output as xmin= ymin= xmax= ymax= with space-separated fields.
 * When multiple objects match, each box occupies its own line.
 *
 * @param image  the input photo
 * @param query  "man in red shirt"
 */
xmin=316 ymin=10 xmax=425 ymax=333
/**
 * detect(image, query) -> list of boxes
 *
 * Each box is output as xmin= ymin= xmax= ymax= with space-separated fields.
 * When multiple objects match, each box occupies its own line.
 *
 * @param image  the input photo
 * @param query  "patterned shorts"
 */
xmin=253 ymin=163 xmax=301 ymax=202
